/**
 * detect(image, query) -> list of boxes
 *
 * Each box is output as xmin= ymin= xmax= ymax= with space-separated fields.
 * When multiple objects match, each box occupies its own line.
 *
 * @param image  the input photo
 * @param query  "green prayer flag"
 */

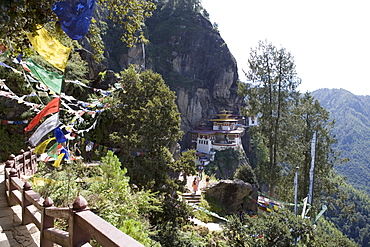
xmin=26 ymin=59 xmax=63 ymax=94
xmin=47 ymin=142 xmax=59 ymax=159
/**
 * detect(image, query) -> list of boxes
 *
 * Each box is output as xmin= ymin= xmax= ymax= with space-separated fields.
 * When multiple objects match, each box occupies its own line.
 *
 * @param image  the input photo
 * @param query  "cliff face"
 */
xmin=97 ymin=2 xmax=243 ymax=147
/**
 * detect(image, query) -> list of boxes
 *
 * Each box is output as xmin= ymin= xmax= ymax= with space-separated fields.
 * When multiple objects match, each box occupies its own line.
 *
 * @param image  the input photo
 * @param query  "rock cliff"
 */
xmin=95 ymin=1 xmax=243 ymax=148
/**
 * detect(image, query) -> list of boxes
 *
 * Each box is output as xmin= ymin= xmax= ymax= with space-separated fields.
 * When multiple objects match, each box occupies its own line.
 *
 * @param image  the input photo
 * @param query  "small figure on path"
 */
xmin=192 ymin=177 xmax=199 ymax=194
xmin=205 ymin=175 xmax=210 ymax=186
xmin=85 ymin=141 xmax=93 ymax=162
xmin=198 ymin=164 xmax=204 ymax=179
xmin=74 ymin=140 xmax=81 ymax=157
xmin=239 ymin=211 xmax=245 ymax=222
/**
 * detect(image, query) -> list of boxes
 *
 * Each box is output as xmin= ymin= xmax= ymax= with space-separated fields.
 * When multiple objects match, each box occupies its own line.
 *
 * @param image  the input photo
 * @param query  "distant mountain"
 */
xmin=312 ymin=88 xmax=370 ymax=194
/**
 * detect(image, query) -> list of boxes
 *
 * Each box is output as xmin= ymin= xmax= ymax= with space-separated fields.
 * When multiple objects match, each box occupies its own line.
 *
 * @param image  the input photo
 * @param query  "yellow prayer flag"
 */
xmin=32 ymin=177 xmax=46 ymax=186
xmin=53 ymin=153 xmax=65 ymax=168
xmin=31 ymin=177 xmax=54 ymax=186
xmin=34 ymin=137 xmax=56 ymax=154
xmin=27 ymin=26 xmax=71 ymax=72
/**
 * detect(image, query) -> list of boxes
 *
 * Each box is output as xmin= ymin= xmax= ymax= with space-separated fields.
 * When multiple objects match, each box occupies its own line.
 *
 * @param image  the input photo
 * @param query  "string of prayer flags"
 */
xmin=26 ymin=26 xmax=71 ymax=72
xmin=1 ymin=120 xmax=28 ymax=125
xmin=53 ymin=0 xmax=96 ymax=40
xmin=82 ymin=139 xmax=120 ymax=154
xmin=34 ymin=137 xmax=56 ymax=154
xmin=0 ymin=61 xmax=21 ymax=74
xmin=28 ymin=113 xmax=61 ymax=147
xmin=0 ymin=61 xmax=12 ymax=69
xmin=26 ymin=59 xmax=64 ymax=94
xmin=25 ymin=97 xmax=60 ymax=132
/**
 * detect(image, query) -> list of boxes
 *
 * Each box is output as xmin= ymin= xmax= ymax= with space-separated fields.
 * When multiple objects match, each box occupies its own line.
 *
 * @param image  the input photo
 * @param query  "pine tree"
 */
xmin=238 ymin=40 xmax=301 ymax=196
xmin=95 ymin=66 xmax=183 ymax=192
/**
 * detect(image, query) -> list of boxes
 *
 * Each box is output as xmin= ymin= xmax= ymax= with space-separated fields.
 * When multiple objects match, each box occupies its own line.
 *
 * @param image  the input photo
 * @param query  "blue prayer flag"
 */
xmin=53 ymin=0 xmax=96 ymax=40
xmin=54 ymin=127 xmax=67 ymax=143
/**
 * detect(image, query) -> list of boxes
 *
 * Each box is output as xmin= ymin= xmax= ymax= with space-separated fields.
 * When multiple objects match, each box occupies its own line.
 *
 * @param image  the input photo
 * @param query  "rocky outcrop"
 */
xmin=205 ymin=179 xmax=258 ymax=215
xmin=90 ymin=1 xmax=243 ymax=148
xmin=144 ymin=5 xmax=243 ymax=144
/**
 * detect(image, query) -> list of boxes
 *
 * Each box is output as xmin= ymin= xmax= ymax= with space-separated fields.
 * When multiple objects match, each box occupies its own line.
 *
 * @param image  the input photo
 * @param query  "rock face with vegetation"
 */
xmin=95 ymin=1 xmax=242 ymax=147
xmin=205 ymin=179 xmax=258 ymax=214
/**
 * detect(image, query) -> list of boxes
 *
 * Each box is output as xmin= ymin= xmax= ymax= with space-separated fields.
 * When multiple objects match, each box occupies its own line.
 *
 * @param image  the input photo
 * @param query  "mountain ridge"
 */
xmin=312 ymin=88 xmax=370 ymax=194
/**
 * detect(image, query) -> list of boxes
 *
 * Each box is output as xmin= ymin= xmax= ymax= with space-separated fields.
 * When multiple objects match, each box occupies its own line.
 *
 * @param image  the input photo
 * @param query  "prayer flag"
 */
xmin=53 ymin=153 xmax=65 ymax=167
xmin=47 ymin=142 xmax=60 ymax=159
xmin=54 ymin=127 xmax=67 ymax=143
xmin=25 ymin=97 xmax=60 ymax=132
xmin=32 ymin=177 xmax=46 ymax=186
xmin=34 ymin=137 xmax=56 ymax=154
xmin=27 ymin=26 xmax=71 ymax=71
xmin=53 ymin=0 xmax=96 ymax=40
xmin=28 ymin=113 xmax=60 ymax=146
xmin=0 ymin=61 xmax=12 ymax=69
xmin=26 ymin=59 xmax=64 ymax=94
xmin=60 ymin=146 xmax=70 ymax=160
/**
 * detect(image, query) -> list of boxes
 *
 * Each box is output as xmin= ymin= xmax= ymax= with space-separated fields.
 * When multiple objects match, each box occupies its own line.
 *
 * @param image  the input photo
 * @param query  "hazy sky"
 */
xmin=201 ymin=0 xmax=370 ymax=96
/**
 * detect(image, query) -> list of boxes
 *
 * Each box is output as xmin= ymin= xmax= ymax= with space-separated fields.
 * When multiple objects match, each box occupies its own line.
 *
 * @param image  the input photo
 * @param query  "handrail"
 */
xmin=4 ymin=149 xmax=144 ymax=247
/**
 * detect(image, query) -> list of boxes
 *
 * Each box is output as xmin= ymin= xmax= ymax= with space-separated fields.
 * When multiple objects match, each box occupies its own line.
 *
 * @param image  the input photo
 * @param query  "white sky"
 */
xmin=201 ymin=0 xmax=370 ymax=96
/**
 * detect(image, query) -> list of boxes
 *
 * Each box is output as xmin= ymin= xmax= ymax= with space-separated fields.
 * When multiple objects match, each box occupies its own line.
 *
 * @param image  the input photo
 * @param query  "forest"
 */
xmin=0 ymin=0 xmax=369 ymax=246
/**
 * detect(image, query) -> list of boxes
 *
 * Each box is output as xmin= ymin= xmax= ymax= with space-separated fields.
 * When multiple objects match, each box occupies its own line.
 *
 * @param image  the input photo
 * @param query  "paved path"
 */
xmin=181 ymin=174 xmax=207 ymax=194
xmin=0 ymin=164 xmax=40 ymax=247
xmin=183 ymin=174 xmax=223 ymax=231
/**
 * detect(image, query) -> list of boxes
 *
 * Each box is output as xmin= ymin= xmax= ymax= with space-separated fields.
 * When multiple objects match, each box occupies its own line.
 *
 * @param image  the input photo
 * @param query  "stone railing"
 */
xmin=4 ymin=149 xmax=144 ymax=247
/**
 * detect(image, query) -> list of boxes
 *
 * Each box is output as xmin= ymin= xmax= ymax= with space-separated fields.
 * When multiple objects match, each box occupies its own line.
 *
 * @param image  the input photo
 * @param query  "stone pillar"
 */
xmin=20 ymin=149 xmax=25 ymax=175
xmin=71 ymin=196 xmax=90 ymax=246
xmin=22 ymin=181 xmax=32 ymax=225
xmin=8 ymin=168 xmax=18 ymax=206
xmin=41 ymin=197 xmax=54 ymax=247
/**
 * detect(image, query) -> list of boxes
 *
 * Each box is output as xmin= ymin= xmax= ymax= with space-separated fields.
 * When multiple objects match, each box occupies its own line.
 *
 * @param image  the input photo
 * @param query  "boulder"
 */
xmin=205 ymin=179 xmax=258 ymax=215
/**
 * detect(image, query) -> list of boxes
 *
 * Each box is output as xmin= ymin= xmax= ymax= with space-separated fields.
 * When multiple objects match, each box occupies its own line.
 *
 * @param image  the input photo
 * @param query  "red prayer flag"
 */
xmin=24 ymin=97 xmax=60 ymax=132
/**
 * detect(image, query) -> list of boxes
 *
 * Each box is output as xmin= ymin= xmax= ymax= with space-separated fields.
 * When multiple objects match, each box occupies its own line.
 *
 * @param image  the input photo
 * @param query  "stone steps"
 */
xmin=182 ymin=193 xmax=201 ymax=205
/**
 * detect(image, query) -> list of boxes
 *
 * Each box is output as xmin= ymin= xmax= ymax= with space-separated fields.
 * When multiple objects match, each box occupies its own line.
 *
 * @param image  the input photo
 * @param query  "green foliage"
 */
xmin=234 ymin=164 xmax=259 ymax=188
xmin=0 ymin=125 xmax=27 ymax=161
xmin=239 ymin=40 xmax=301 ymax=195
xmin=0 ymin=0 xmax=156 ymax=54
xmin=0 ymin=0 xmax=55 ymax=54
xmin=144 ymin=0 xmax=223 ymax=92
xmin=206 ymin=148 xmax=246 ymax=180
xmin=223 ymin=208 xmax=358 ymax=247
xmin=313 ymin=217 xmax=359 ymax=247
xmin=312 ymin=89 xmax=370 ymax=195
xmin=98 ymin=0 xmax=156 ymax=46
xmin=0 ymin=64 xmax=30 ymax=95
xmin=192 ymin=194 xmax=228 ymax=224
xmin=34 ymin=151 xmax=161 ymax=246
xmin=172 ymin=149 xmax=197 ymax=175
xmin=153 ymin=222 xmax=208 ymax=247
xmin=326 ymin=182 xmax=370 ymax=247
xmin=93 ymin=66 xmax=183 ymax=192
xmin=34 ymin=165 xmax=80 ymax=207
xmin=271 ymin=92 xmax=343 ymax=218
xmin=85 ymin=18 xmax=107 ymax=62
